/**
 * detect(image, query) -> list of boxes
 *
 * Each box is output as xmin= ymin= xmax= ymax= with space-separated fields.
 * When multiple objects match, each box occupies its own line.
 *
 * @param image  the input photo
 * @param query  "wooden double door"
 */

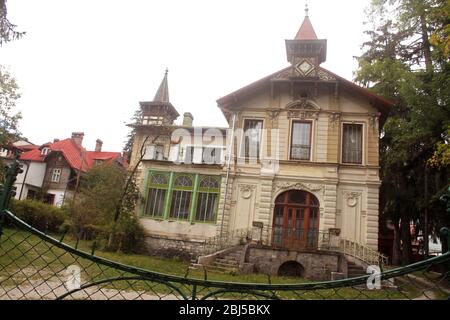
xmin=272 ymin=190 xmax=320 ymax=250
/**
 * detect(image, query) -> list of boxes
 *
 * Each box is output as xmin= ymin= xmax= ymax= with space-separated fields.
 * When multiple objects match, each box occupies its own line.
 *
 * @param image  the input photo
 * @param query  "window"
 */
xmin=195 ymin=176 xmax=220 ymax=222
xmin=51 ymin=168 xmax=61 ymax=182
xmin=26 ymin=189 xmax=37 ymax=200
xmin=241 ymin=119 xmax=263 ymax=159
xmin=41 ymin=147 xmax=50 ymax=156
xmin=342 ymin=124 xmax=363 ymax=164
xmin=43 ymin=193 xmax=55 ymax=205
xmin=202 ymin=147 xmax=222 ymax=164
xmin=143 ymin=145 xmax=164 ymax=160
xmin=142 ymin=115 xmax=164 ymax=125
xmin=184 ymin=146 xmax=195 ymax=164
xmin=144 ymin=172 xmax=169 ymax=218
xmin=144 ymin=171 xmax=221 ymax=224
xmin=169 ymin=175 xmax=193 ymax=220
xmin=290 ymin=121 xmax=312 ymax=160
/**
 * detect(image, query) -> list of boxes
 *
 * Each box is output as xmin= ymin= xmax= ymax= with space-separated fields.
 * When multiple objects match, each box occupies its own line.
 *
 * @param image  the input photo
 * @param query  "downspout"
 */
xmin=219 ymin=112 xmax=237 ymax=244
xmin=18 ymin=160 xmax=30 ymax=200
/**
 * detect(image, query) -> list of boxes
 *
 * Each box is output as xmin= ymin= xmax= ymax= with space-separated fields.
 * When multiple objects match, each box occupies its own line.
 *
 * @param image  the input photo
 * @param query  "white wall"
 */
xmin=14 ymin=161 xmax=47 ymax=200
xmin=46 ymin=189 xmax=66 ymax=207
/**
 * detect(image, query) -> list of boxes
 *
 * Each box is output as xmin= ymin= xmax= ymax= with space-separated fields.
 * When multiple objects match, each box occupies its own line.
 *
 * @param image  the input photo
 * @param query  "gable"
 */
xmin=217 ymin=66 xmax=393 ymax=122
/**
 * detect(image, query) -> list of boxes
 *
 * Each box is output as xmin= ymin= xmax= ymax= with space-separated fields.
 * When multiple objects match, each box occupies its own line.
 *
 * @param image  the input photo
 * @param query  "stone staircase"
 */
xmin=191 ymin=246 xmax=244 ymax=274
xmin=347 ymin=261 xmax=367 ymax=278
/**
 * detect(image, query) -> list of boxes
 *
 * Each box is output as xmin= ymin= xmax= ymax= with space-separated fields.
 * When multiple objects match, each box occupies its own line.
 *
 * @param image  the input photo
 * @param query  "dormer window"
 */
xmin=41 ymin=147 xmax=50 ymax=156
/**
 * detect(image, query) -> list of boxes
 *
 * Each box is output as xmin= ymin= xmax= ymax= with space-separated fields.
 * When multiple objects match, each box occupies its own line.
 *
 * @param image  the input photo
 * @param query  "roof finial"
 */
xmin=305 ymin=0 xmax=309 ymax=17
xmin=165 ymin=67 xmax=168 ymax=76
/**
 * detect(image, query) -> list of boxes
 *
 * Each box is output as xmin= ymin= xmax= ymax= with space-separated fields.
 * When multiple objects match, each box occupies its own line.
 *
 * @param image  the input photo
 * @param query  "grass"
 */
xmin=0 ymin=227 xmax=446 ymax=300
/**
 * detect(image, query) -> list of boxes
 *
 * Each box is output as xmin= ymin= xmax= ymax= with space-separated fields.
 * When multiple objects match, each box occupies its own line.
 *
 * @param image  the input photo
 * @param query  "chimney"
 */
xmin=53 ymin=139 xmax=59 ymax=143
xmin=95 ymin=139 xmax=103 ymax=152
xmin=71 ymin=132 xmax=84 ymax=147
xmin=182 ymin=112 xmax=194 ymax=127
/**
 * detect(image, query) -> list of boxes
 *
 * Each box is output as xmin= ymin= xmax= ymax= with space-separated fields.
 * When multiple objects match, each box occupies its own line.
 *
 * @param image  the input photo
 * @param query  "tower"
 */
xmin=140 ymin=69 xmax=180 ymax=126
xmin=285 ymin=4 xmax=327 ymax=78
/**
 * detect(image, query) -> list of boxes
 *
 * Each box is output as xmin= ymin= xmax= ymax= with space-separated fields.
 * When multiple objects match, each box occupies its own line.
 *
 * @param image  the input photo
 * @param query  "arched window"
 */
xmin=195 ymin=176 xmax=221 ymax=223
xmin=169 ymin=175 xmax=194 ymax=220
xmin=145 ymin=172 xmax=170 ymax=218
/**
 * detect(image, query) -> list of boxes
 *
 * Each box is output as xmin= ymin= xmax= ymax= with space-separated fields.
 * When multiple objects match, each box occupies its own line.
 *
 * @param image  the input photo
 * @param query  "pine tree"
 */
xmin=356 ymin=0 xmax=450 ymax=264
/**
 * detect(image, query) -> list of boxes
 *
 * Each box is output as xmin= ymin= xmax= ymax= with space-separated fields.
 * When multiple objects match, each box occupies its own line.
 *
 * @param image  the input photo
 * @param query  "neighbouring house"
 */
xmin=0 ymin=139 xmax=38 ymax=163
xmin=13 ymin=132 xmax=128 ymax=207
xmin=129 ymin=10 xmax=394 ymax=279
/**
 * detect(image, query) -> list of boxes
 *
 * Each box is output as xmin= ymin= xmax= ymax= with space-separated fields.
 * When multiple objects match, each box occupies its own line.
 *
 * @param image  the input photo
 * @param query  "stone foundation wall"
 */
xmin=144 ymin=235 xmax=205 ymax=261
xmin=244 ymin=246 xmax=345 ymax=281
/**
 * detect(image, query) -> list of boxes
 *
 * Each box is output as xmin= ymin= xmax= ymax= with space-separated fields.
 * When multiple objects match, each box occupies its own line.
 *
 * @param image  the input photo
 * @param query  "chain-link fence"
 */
xmin=1 ymin=208 xmax=449 ymax=300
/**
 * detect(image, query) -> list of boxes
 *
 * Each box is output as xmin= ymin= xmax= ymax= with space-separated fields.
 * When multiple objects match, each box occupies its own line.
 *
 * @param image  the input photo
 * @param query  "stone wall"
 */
xmin=244 ymin=246 xmax=345 ymax=281
xmin=144 ymin=235 xmax=205 ymax=261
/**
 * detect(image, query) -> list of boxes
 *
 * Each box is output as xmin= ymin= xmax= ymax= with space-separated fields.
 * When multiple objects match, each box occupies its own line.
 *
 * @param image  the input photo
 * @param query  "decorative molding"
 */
xmin=285 ymin=99 xmax=320 ymax=120
xmin=287 ymin=110 xmax=319 ymax=120
xmin=329 ymin=113 xmax=341 ymax=126
xmin=317 ymin=69 xmax=336 ymax=81
xmin=273 ymin=67 xmax=294 ymax=80
xmin=266 ymin=109 xmax=281 ymax=122
xmin=369 ymin=113 xmax=379 ymax=130
xmin=273 ymin=181 xmax=325 ymax=196
xmin=239 ymin=184 xmax=257 ymax=199
xmin=344 ymin=192 xmax=361 ymax=207
xmin=295 ymin=59 xmax=315 ymax=77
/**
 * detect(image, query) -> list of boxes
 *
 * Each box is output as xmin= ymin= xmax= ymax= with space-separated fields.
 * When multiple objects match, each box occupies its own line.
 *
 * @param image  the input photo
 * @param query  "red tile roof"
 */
xmin=19 ymin=138 xmax=126 ymax=172
xmin=295 ymin=16 xmax=318 ymax=40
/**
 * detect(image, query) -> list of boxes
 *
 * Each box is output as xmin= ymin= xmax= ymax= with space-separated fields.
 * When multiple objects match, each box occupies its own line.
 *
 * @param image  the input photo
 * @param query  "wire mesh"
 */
xmin=0 ymin=209 xmax=449 ymax=300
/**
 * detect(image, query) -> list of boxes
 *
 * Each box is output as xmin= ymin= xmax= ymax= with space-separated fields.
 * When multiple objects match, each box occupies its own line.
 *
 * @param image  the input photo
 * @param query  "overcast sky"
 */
xmin=1 ymin=0 xmax=372 ymax=152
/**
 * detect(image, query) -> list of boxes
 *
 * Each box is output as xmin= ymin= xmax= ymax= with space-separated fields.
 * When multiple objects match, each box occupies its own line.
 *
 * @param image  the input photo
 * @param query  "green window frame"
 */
xmin=169 ymin=174 xmax=194 ymax=221
xmin=194 ymin=175 xmax=221 ymax=223
xmin=143 ymin=171 xmax=221 ymax=224
xmin=144 ymin=171 xmax=170 ymax=218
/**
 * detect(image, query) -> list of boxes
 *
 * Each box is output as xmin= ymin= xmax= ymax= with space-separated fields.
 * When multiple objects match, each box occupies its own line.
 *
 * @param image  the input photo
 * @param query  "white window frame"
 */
xmin=239 ymin=118 xmax=265 ymax=160
xmin=41 ymin=147 xmax=50 ymax=156
xmin=288 ymin=119 xmax=315 ymax=162
xmin=340 ymin=121 xmax=365 ymax=165
xmin=51 ymin=168 xmax=62 ymax=183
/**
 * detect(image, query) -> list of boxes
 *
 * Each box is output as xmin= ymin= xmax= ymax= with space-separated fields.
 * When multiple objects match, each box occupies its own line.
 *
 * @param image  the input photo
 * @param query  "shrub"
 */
xmin=107 ymin=213 xmax=146 ymax=254
xmin=9 ymin=199 xmax=68 ymax=233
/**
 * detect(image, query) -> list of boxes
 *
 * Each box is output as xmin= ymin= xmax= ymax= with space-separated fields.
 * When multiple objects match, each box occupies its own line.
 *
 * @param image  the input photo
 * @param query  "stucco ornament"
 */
xmin=286 ymin=99 xmax=320 ymax=120
xmin=239 ymin=184 xmax=256 ymax=199
xmin=329 ymin=113 xmax=341 ymax=126
xmin=344 ymin=192 xmax=361 ymax=207
xmin=266 ymin=109 xmax=281 ymax=122
xmin=274 ymin=182 xmax=324 ymax=196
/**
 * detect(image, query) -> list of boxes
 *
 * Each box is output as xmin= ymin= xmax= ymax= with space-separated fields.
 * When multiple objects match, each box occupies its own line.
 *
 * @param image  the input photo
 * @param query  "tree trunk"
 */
xmin=400 ymin=214 xmax=412 ymax=265
xmin=392 ymin=218 xmax=402 ymax=265
xmin=420 ymin=13 xmax=433 ymax=74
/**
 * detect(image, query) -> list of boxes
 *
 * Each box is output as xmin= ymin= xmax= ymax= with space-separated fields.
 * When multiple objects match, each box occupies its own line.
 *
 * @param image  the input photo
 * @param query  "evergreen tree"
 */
xmin=356 ymin=0 xmax=450 ymax=264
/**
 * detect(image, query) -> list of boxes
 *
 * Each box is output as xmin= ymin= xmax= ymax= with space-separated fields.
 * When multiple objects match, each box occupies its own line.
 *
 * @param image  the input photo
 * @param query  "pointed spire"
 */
xmin=294 ymin=3 xmax=317 ymax=40
xmin=153 ymin=68 xmax=170 ymax=103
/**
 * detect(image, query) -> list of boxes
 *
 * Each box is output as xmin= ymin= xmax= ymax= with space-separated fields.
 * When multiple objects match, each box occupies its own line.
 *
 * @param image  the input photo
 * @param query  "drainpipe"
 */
xmin=219 ymin=113 xmax=237 ymax=244
xmin=18 ymin=160 xmax=30 ymax=200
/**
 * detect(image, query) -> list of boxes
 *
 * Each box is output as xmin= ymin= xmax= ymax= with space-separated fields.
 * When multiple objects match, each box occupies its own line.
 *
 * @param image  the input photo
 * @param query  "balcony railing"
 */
xmin=201 ymin=226 xmax=388 ymax=267
xmin=268 ymin=227 xmax=332 ymax=251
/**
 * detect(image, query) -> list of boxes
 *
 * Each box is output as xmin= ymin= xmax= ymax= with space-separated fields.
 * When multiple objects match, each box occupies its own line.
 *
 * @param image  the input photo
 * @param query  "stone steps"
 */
xmin=191 ymin=246 xmax=244 ymax=274
xmin=347 ymin=261 xmax=367 ymax=278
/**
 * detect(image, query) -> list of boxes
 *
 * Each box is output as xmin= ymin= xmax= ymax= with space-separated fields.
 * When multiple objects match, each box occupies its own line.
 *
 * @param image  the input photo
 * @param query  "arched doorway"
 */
xmin=272 ymin=190 xmax=320 ymax=250
xmin=278 ymin=261 xmax=305 ymax=277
